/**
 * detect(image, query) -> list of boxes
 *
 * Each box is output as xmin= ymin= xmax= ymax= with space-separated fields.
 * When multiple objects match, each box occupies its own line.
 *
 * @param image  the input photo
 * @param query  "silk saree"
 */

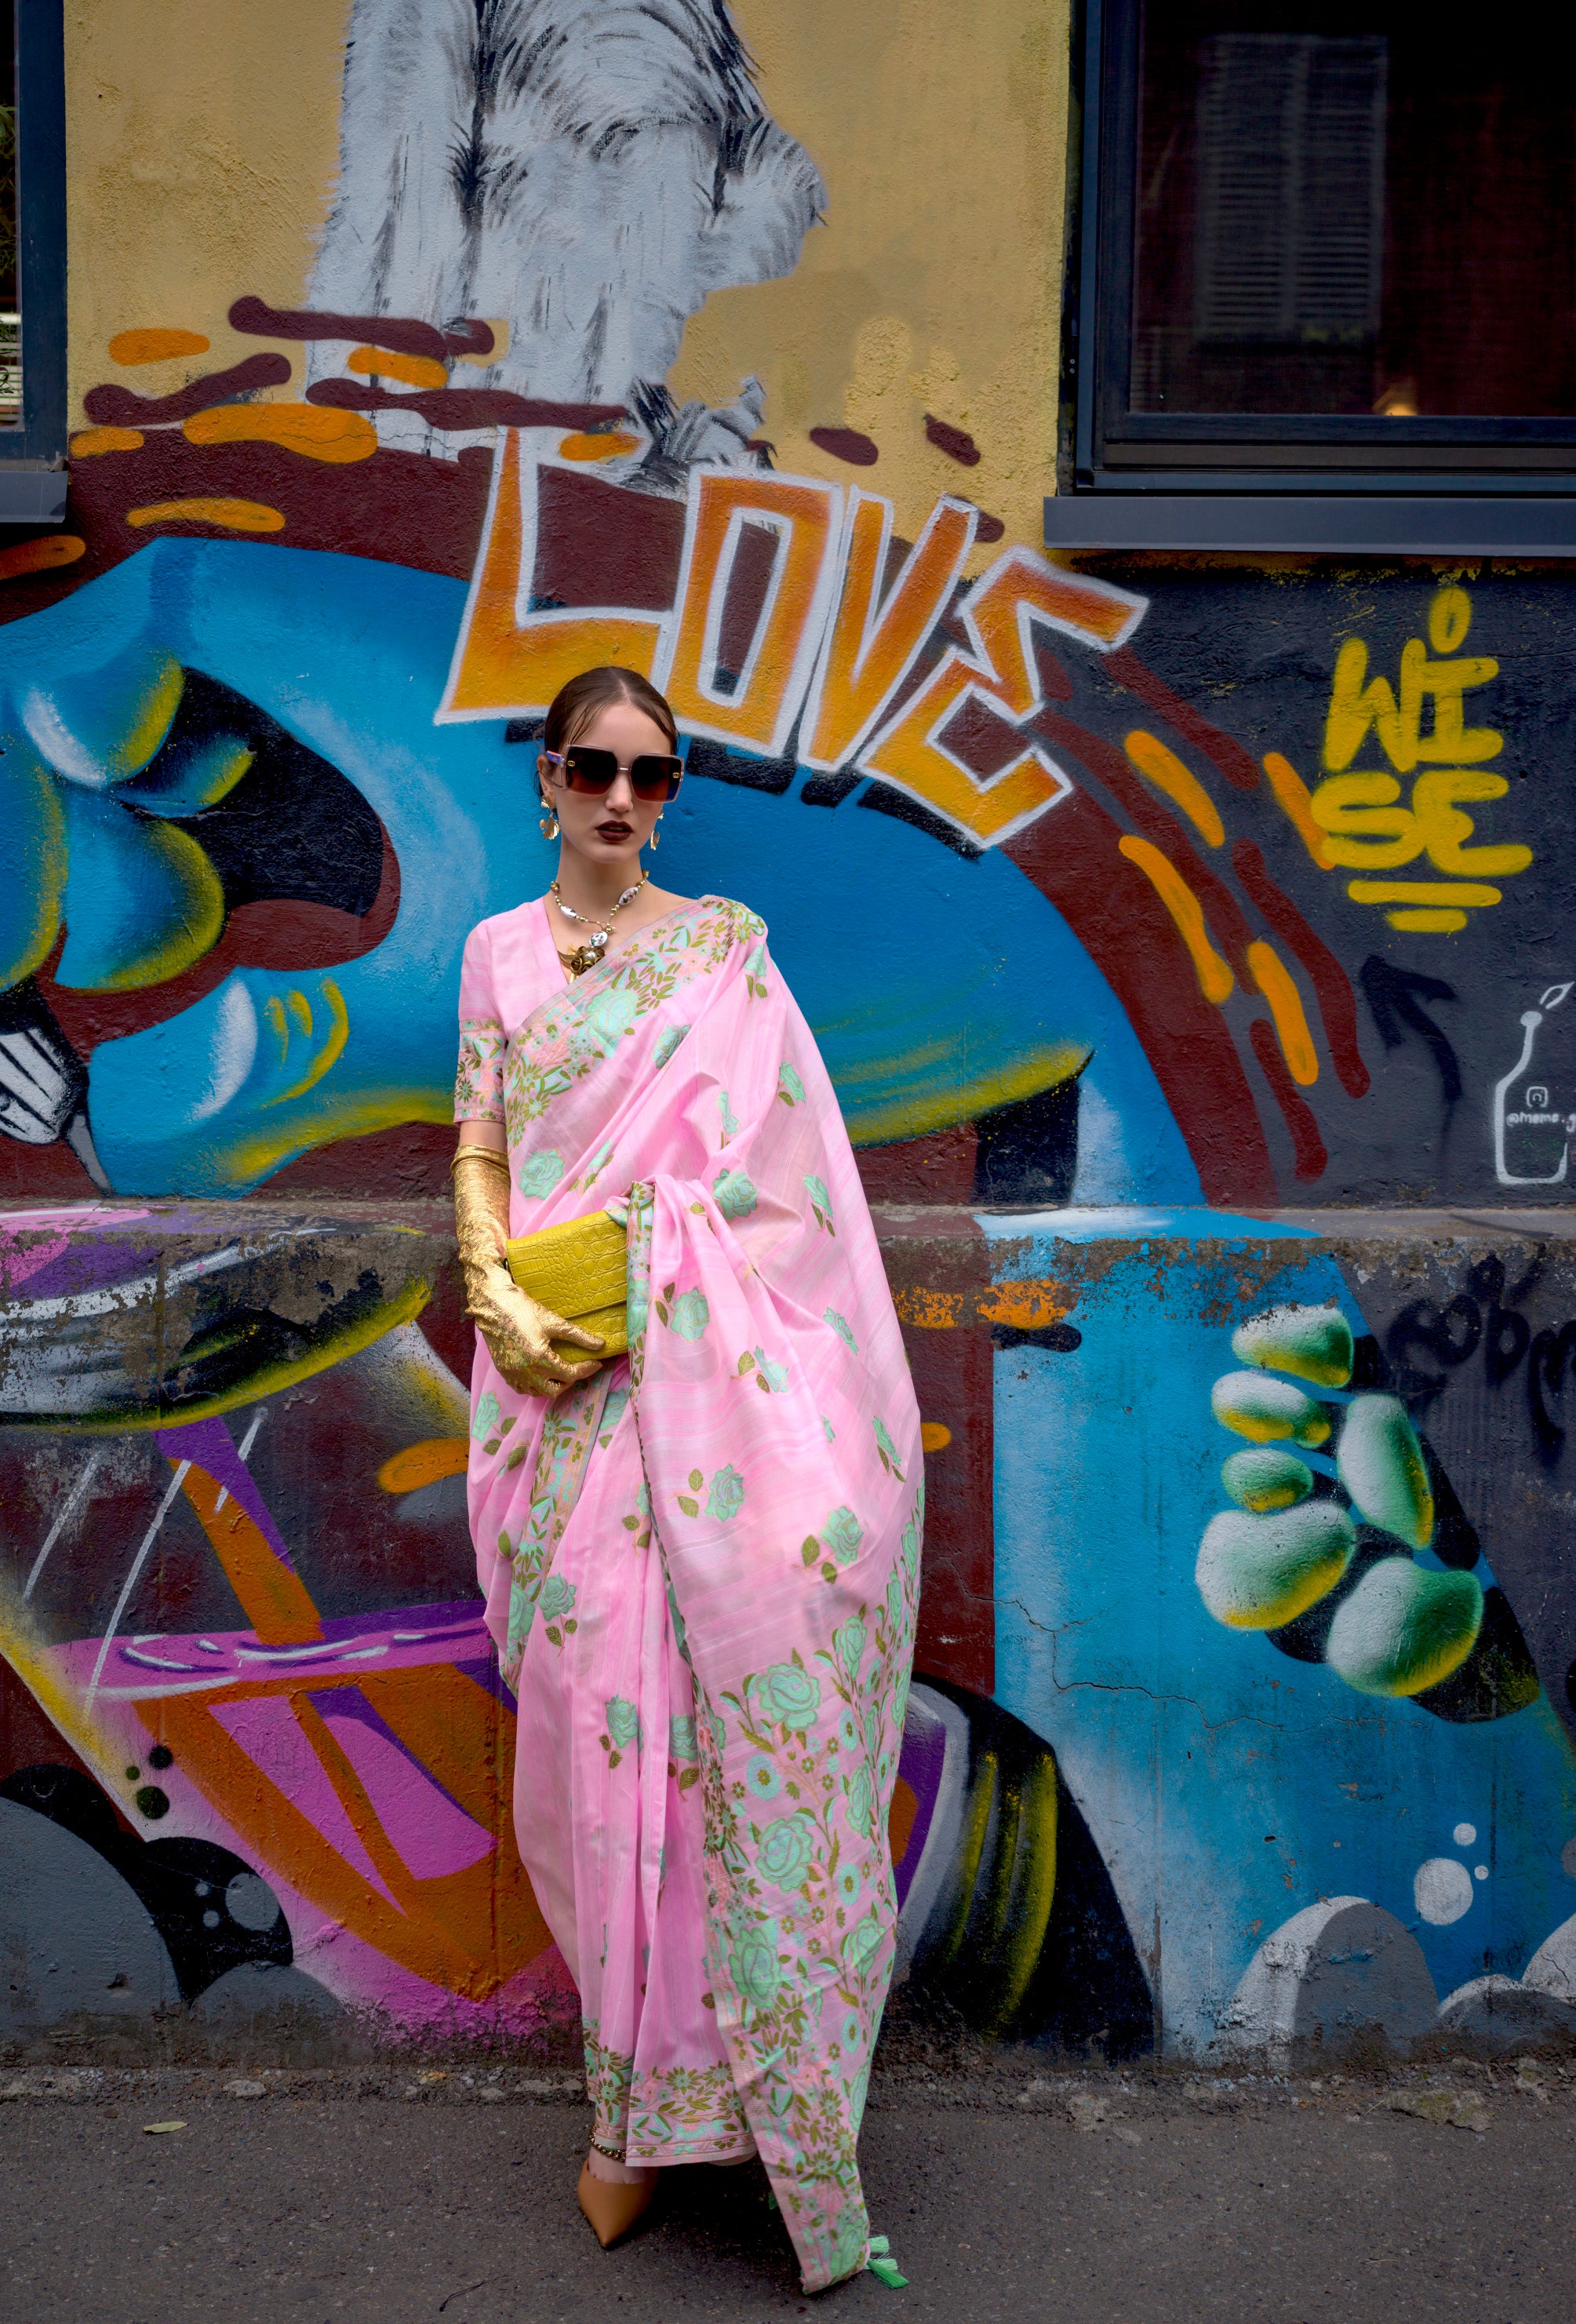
xmin=454 ymin=894 xmax=921 ymax=2292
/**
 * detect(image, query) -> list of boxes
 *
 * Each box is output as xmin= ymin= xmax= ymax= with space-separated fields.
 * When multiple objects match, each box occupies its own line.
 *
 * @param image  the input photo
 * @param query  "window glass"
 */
xmin=1132 ymin=2 xmax=1576 ymax=417
xmin=1 ymin=11 xmax=16 ymax=428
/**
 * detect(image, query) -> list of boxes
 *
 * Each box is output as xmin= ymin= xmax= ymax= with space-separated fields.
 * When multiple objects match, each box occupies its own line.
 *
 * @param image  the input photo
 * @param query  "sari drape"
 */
xmin=455 ymin=895 xmax=921 ymax=2292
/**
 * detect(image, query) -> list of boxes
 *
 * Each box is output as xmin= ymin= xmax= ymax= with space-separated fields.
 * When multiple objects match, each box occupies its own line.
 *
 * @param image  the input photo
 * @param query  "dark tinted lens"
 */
xmin=629 ymin=756 xmax=684 ymax=800
xmin=561 ymin=747 xmax=618 ymax=792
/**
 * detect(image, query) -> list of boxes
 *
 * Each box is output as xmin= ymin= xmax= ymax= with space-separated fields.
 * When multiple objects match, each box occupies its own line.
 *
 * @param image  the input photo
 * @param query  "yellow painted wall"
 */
xmin=673 ymin=0 xmax=1072 ymax=562
xmin=64 ymin=0 xmax=349 ymax=417
xmin=62 ymin=0 xmax=1069 ymax=559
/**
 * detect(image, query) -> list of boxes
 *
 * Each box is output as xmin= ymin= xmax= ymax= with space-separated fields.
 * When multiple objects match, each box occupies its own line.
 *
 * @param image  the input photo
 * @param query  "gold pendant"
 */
xmin=562 ymin=943 xmax=602 ymax=976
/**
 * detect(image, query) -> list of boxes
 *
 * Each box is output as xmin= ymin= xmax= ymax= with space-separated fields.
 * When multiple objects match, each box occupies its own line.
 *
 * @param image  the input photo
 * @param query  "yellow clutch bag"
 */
xmin=505 ymin=1209 xmax=628 ymax=1361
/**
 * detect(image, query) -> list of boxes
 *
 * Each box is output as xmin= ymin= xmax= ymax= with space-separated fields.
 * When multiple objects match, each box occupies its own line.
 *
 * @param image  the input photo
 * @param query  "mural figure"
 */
xmin=308 ymin=0 xmax=823 ymax=470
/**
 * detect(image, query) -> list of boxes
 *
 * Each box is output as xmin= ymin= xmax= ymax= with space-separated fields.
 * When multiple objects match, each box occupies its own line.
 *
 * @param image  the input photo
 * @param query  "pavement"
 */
xmin=2 ymin=2060 xmax=1575 ymax=2323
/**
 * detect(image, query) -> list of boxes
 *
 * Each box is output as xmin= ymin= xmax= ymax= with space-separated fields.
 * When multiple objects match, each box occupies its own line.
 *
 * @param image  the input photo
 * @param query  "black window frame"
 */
xmin=0 ymin=0 xmax=66 ymax=522
xmin=1052 ymin=0 xmax=1576 ymax=552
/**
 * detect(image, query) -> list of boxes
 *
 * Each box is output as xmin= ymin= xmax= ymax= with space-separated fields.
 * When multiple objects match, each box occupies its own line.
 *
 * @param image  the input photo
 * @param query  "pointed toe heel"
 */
xmin=577 ymin=2162 xmax=655 ymax=2248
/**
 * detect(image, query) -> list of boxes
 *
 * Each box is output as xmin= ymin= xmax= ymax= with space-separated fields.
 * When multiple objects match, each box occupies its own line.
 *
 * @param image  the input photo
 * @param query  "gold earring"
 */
xmin=540 ymin=805 xmax=559 ymax=840
xmin=650 ymin=816 xmax=661 ymax=851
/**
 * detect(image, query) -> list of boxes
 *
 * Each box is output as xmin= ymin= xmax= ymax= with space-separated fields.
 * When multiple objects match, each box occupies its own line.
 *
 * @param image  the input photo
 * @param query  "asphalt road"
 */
xmin=2 ymin=2068 xmax=1574 ymax=2323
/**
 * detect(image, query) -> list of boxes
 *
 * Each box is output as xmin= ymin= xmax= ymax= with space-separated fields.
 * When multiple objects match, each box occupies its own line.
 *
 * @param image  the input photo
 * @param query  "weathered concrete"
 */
xmin=6 ymin=1199 xmax=1576 ymax=2067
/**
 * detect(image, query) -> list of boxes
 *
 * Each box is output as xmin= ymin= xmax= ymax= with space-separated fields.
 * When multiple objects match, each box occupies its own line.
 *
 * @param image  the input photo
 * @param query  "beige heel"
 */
xmin=577 ymin=2161 xmax=655 ymax=2248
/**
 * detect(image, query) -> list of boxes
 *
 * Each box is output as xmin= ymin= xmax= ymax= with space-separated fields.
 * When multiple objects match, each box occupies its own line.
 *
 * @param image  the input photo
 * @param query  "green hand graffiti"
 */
xmin=1198 ymin=1304 xmax=1483 ymax=1698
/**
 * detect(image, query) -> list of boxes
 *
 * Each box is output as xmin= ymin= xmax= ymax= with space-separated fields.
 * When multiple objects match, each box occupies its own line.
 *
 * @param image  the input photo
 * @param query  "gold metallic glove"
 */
xmin=452 ymin=1146 xmax=605 ymax=1397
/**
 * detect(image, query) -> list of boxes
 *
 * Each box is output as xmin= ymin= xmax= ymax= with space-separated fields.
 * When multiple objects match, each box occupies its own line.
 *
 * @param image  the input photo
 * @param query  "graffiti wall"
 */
xmin=2 ymin=0 xmax=1575 ymax=2059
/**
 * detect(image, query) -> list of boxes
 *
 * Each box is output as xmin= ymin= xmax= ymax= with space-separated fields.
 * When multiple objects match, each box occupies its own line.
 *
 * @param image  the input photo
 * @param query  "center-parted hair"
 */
xmin=544 ymin=665 xmax=680 ymax=756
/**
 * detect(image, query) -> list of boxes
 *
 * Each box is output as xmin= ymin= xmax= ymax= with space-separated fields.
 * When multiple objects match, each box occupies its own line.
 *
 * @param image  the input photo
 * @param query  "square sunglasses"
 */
xmin=543 ymin=745 xmax=684 ymax=802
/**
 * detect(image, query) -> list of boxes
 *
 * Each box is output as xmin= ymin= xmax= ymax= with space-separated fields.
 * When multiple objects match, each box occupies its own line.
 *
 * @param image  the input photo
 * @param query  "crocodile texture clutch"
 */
xmin=505 ymin=1209 xmax=628 ymax=1360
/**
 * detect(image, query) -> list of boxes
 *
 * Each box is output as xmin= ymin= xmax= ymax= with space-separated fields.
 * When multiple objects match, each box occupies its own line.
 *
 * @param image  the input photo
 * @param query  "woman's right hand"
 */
xmin=471 ymin=1256 xmax=606 ymax=1399
xmin=453 ymin=1143 xmax=605 ymax=1398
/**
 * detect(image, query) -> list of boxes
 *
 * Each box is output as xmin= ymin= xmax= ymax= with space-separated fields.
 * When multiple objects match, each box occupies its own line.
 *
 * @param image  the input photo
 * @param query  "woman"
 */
xmin=452 ymin=666 xmax=920 ymax=2293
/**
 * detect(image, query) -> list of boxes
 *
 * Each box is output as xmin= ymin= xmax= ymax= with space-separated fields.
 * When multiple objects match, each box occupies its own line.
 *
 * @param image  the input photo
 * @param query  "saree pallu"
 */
xmin=459 ymin=897 xmax=921 ymax=2292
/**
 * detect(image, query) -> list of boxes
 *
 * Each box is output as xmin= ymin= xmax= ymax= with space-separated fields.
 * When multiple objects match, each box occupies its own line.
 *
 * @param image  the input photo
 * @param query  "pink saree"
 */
xmin=454 ymin=894 xmax=921 ymax=2292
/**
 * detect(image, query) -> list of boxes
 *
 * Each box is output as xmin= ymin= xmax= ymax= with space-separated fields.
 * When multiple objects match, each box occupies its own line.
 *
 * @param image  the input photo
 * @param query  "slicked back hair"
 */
xmin=544 ymin=665 xmax=680 ymax=756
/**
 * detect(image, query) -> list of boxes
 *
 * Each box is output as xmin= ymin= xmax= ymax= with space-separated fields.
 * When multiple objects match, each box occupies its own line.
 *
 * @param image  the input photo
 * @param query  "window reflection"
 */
xmin=1133 ymin=2 xmax=1576 ymax=418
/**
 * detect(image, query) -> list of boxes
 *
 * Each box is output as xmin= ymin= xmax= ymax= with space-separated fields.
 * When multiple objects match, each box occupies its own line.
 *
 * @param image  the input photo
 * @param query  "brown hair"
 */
xmin=543 ymin=665 xmax=679 ymax=756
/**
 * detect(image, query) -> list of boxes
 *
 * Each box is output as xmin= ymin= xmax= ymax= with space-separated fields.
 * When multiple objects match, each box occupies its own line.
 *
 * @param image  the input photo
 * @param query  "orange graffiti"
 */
xmin=183 ymin=403 xmax=378 ymax=464
xmin=976 ymin=1280 xmax=1075 ymax=1331
xmin=800 ymin=493 xmax=977 ymax=770
xmin=894 ymin=1288 xmax=966 ymax=1329
xmin=1247 ymin=940 xmax=1319 ymax=1087
xmin=346 ymin=344 xmax=450 ymax=392
xmin=919 ymin=1422 xmax=952 ymax=1453
xmin=70 ymin=427 xmax=145 ymax=457
xmin=109 ymin=327 xmax=210 ymax=365
xmin=0 ymin=535 xmax=86 ymax=581
xmin=1118 ymin=834 xmax=1235 ymax=1004
xmin=860 ymin=548 xmax=1145 ymax=844
xmin=441 ymin=431 xmax=667 ymax=717
xmin=558 ymin=430 xmax=642 ymax=462
xmin=127 ymin=498 xmax=286 ymax=533
xmin=1124 ymin=730 xmax=1225 ymax=847
xmin=173 ymin=1459 xmax=324 ymax=1647
xmin=1261 ymin=751 xmax=1335 ymax=869
xmin=377 ymin=1439 xmax=471 ymax=1494
xmin=147 ymin=1664 xmax=550 ymax=1999
xmin=661 ymin=472 xmax=841 ymax=755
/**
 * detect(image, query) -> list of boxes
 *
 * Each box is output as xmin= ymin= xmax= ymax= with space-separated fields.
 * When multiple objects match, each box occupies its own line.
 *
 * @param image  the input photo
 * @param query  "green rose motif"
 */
xmin=517 ymin=1149 xmax=564 ymax=1199
xmin=537 ymin=1574 xmax=576 ymax=1623
xmin=506 ymin=1573 xmax=539 ymax=1662
xmin=586 ymin=988 xmax=637 ymax=1053
xmin=712 ymin=1167 xmax=758 ymax=1219
xmin=823 ymin=1506 xmax=863 ymax=1566
xmin=727 ymin=1917 xmax=783 ymax=2010
xmin=831 ymin=2206 xmax=867 ymax=2282
xmin=755 ymin=1660 xmax=822 ymax=1733
xmin=894 ymin=1667 xmax=911 ymax=1735
xmin=824 ymin=1308 xmax=858 ymax=1352
xmin=753 ymin=1347 xmax=789 ymax=1393
xmin=668 ymin=1714 xmax=698 ymax=1761
xmin=471 ymin=1390 xmax=501 ymax=1442
xmin=864 ymin=1703 xmax=880 ymax=1755
xmin=744 ymin=1751 xmax=780 ymax=1801
xmin=886 ymin=1572 xmax=905 ymax=1630
xmin=803 ymin=1173 xmax=834 ymax=1232
xmin=707 ymin=1463 xmax=746 ymax=1523
xmin=605 ymin=1696 xmax=641 ymax=1749
xmin=653 ymin=1022 xmax=690 ymax=1069
xmin=777 ymin=1060 xmax=805 ymax=1106
xmin=843 ymin=1913 xmax=883 ymax=1974
xmin=873 ymin=1413 xmax=904 ymax=1475
xmin=669 ymin=1289 xmax=711 ymax=1341
xmin=833 ymin=1616 xmax=867 ymax=1680
xmin=835 ymin=1862 xmax=862 ymax=1911
xmin=821 ymin=1414 xmax=836 ymax=1443
xmin=845 ymin=1764 xmax=873 ymax=1838
xmin=581 ymin=1141 xmax=613 ymax=1186
xmin=756 ymin=1815 xmax=814 ymax=1888
xmin=719 ymin=1090 xmax=740 ymax=1138
xmin=901 ymin=1517 xmax=919 ymax=1577
xmin=626 ymin=1272 xmax=650 ymax=1347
